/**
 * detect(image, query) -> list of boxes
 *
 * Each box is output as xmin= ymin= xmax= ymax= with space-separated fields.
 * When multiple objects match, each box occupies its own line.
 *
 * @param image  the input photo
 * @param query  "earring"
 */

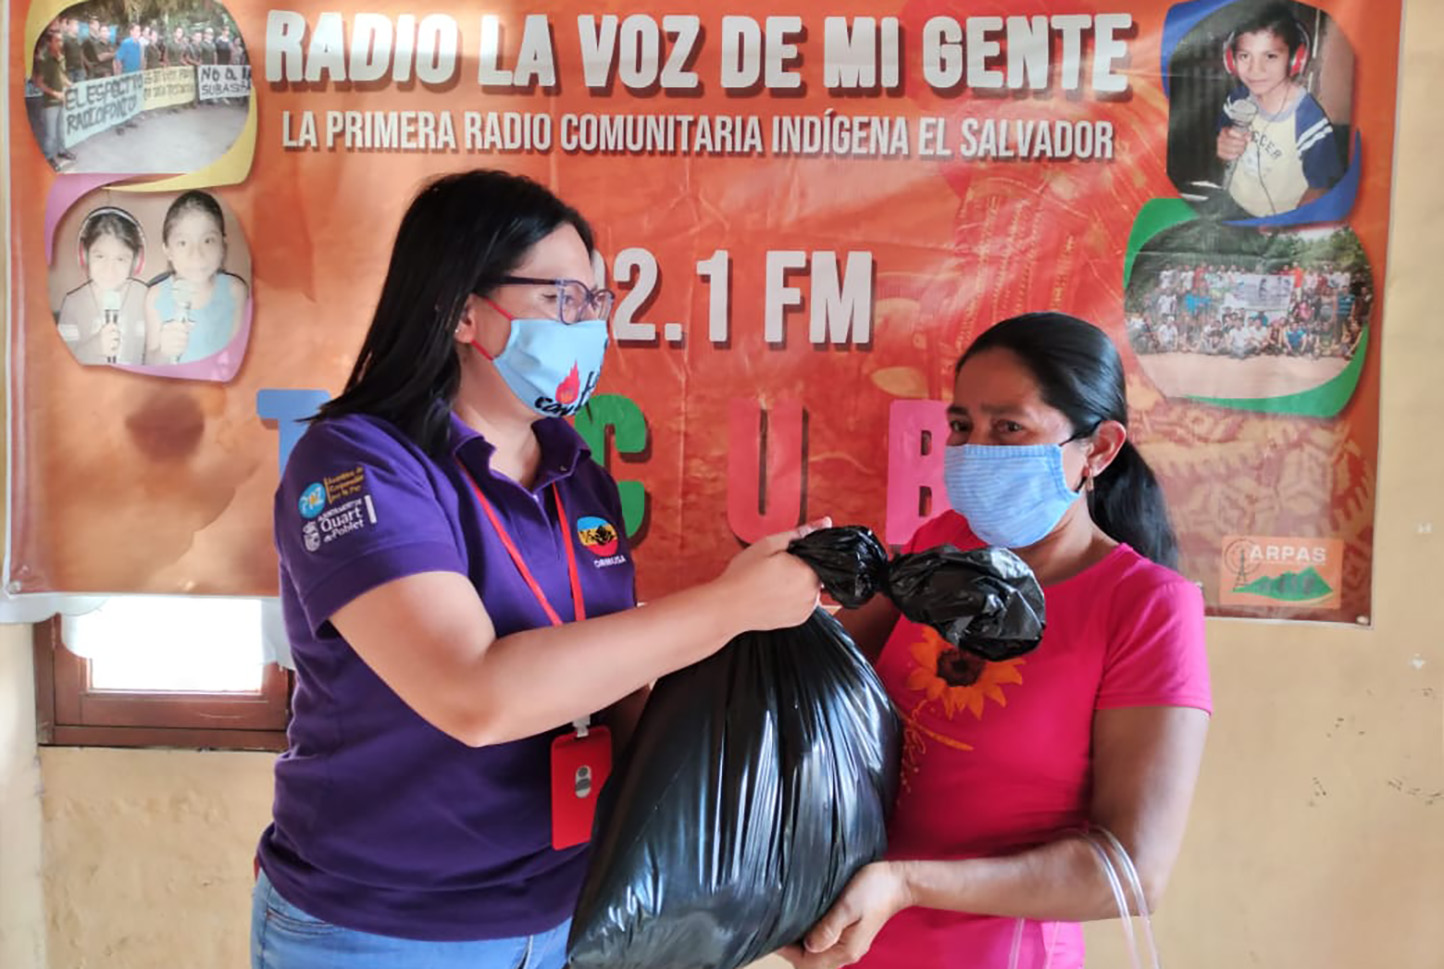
xmin=1084 ymin=469 xmax=1096 ymax=493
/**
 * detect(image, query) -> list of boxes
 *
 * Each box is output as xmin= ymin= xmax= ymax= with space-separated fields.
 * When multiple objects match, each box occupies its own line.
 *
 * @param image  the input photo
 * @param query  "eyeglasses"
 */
xmin=496 ymin=276 xmax=615 ymax=324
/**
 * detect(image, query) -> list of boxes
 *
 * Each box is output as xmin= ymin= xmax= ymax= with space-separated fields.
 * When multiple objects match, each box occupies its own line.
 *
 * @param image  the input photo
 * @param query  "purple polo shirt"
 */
xmin=256 ymin=411 xmax=637 ymax=941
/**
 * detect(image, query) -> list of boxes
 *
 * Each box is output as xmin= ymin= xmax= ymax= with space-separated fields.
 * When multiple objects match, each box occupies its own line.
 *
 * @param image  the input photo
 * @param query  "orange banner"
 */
xmin=8 ymin=0 xmax=1401 ymax=622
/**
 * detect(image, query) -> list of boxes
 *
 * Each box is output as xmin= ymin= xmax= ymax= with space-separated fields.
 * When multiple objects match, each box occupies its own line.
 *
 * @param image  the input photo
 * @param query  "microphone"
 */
xmin=101 ymin=289 xmax=122 ymax=364
xmin=173 ymin=278 xmax=192 ymax=318
xmin=1222 ymin=98 xmax=1258 ymax=192
xmin=171 ymin=278 xmax=192 ymax=363
xmin=1224 ymin=96 xmax=1259 ymax=130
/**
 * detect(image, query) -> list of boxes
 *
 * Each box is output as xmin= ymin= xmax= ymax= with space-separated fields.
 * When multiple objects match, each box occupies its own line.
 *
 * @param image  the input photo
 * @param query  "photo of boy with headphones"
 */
xmin=1214 ymin=3 xmax=1346 ymax=217
xmin=1164 ymin=1 xmax=1355 ymax=222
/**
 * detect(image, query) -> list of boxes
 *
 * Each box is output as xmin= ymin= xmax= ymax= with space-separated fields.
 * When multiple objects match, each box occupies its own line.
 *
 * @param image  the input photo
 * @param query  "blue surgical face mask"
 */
xmin=473 ymin=303 xmax=608 ymax=418
xmin=943 ymin=442 xmax=1084 ymax=549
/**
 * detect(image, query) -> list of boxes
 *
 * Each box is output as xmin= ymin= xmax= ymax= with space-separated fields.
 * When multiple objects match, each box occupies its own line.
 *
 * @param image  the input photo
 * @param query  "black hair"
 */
xmin=956 ymin=312 xmax=1180 ymax=568
xmin=1231 ymin=3 xmax=1308 ymax=60
xmin=80 ymin=208 xmax=143 ymax=265
xmin=313 ymin=169 xmax=596 ymax=455
xmin=162 ymin=190 xmax=226 ymax=245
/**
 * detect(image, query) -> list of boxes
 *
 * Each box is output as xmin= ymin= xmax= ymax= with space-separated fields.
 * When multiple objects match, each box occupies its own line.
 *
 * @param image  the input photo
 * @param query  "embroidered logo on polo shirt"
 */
xmin=300 ymin=467 xmax=379 ymax=552
xmin=577 ymin=516 xmax=626 ymax=567
xmin=322 ymin=466 xmax=367 ymax=502
xmin=298 ymin=483 xmax=327 ymax=519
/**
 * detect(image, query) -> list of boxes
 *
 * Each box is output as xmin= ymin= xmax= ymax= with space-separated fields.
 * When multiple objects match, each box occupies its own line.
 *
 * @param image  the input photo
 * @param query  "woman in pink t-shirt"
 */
xmin=783 ymin=313 xmax=1212 ymax=969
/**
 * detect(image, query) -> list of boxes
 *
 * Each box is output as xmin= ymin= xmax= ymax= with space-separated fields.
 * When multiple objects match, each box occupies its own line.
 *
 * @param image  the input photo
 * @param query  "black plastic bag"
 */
xmin=567 ymin=531 xmax=900 ymax=969
xmin=797 ymin=527 xmax=1047 ymax=661
xmin=790 ymin=524 xmax=892 ymax=609
xmin=566 ymin=526 xmax=1045 ymax=969
xmin=885 ymin=545 xmax=1047 ymax=662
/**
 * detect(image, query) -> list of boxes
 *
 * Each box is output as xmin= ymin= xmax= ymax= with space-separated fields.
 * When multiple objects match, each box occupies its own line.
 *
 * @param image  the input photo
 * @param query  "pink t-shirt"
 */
xmin=857 ymin=512 xmax=1211 ymax=969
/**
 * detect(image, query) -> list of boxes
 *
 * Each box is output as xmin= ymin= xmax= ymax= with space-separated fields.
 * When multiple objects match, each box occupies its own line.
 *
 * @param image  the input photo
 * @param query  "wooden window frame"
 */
xmin=33 ymin=617 xmax=290 ymax=751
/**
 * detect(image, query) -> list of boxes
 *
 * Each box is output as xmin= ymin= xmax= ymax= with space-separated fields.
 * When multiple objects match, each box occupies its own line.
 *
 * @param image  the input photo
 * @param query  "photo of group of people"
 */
xmin=1124 ymin=220 xmax=1372 ymax=400
xmin=25 ymin=2 xmax=251 ymax=175
xmin=48 ymin=189 xmax=252 ymax=373
xmin=1166 ymin=1 xmax=1354 ymax=220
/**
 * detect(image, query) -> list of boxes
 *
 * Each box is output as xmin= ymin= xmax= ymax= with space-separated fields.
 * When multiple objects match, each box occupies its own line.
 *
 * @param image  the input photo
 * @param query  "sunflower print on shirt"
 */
xmin=897 ymin=625 xmax=1026 ymax=789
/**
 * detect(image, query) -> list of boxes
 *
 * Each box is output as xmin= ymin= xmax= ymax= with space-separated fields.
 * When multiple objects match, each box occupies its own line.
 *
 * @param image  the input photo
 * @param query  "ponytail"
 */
xmin=1089 ymin=440 xmax=1179 ymax=568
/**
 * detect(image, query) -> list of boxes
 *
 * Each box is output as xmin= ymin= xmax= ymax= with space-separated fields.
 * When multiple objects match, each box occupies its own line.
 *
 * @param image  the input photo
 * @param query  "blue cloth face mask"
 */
xmin=474 ymin=300 xmax=608 ymax=418
xmin=943 ymin=442 xmax=1084 ymax=548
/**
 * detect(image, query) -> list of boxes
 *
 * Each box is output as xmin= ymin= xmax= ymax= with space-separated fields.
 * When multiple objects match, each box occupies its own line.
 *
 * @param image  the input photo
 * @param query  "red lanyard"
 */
xmin=458 ymin=465 xmax=586 ymax=626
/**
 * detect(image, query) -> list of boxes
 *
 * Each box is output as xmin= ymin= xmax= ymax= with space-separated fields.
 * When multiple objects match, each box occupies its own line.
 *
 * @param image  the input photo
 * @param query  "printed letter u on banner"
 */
xmin=726 ymin=399 xmax=804 ymax=544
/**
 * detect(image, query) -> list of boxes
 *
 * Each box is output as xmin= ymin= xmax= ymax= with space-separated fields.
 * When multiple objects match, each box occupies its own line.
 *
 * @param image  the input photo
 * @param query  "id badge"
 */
xmin=550 ymin=725 xmax=612 ymax=850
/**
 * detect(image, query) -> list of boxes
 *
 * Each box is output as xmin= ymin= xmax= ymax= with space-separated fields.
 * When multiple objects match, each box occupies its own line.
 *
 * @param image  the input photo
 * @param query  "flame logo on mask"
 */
xmin=555 ymin=363 xmax=581 ymax=406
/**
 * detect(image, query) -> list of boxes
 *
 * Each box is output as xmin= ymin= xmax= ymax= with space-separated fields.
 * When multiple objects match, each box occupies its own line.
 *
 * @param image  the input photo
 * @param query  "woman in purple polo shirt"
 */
xmin=251 ymin=170 xmax=825 ymax=968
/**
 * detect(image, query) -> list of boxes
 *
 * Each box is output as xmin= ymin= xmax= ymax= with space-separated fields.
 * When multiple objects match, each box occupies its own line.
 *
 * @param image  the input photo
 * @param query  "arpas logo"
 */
xmin=298 ymin=483 xmax=327 ymax=520
xmin=1220 ymin=535 xmax=1343 ymax=608
xmin=577 ymin=516 xmax=619 ymax=558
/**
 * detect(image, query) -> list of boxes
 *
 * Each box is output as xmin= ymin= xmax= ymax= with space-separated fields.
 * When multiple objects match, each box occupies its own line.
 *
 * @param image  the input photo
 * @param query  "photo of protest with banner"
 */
xmin=21 ymin=1 xmax=249 ymax=174
xmin=6 ymin=0 xmax=1403 ymax=623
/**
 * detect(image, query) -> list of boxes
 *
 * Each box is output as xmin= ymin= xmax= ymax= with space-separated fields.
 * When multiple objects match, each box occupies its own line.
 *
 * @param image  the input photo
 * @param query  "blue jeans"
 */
xmin=41 ymin=104 xmax=62 ymax=161
xmin=250 ymin=870 xmax=570 ymax=969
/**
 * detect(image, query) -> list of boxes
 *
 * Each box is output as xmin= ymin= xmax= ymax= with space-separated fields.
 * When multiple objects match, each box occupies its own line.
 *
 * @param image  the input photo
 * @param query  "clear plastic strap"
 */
xmin=1089 ymin=827 xmax=1162 ymax=969
xmin=1006 ymin=916 xmax=1026 ymax=969
xmin=1003 ymin=831 xmax=1163 ymax=969
xmin=1081 ymin=833 xmax=1143 ymax=969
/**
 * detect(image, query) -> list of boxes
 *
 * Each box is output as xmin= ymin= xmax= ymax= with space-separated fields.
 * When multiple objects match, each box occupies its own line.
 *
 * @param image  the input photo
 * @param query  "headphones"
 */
xmin=77 ymin=206 xmax=146 ymax=277
xmin=1223 ymin=16 xmax=1310 ymax=79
